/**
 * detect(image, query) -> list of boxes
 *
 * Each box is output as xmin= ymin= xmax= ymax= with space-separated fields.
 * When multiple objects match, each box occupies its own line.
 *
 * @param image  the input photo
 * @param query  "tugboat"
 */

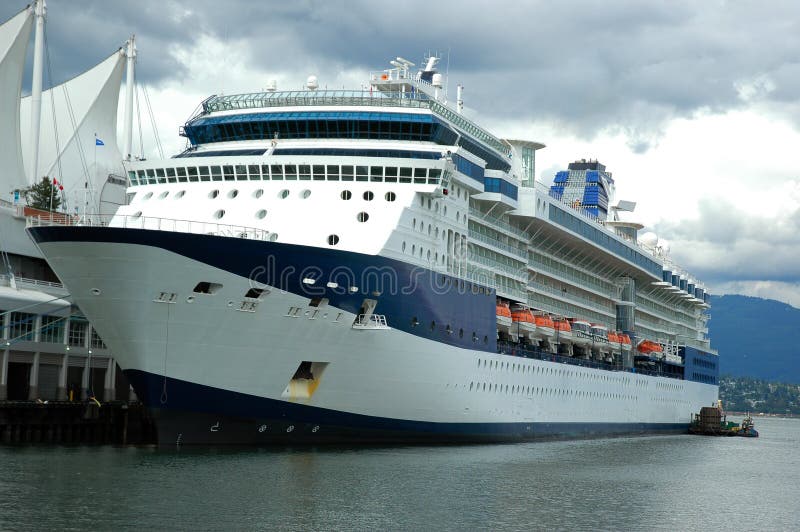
xmin=733 ymin=414 xmax=759 ymax=438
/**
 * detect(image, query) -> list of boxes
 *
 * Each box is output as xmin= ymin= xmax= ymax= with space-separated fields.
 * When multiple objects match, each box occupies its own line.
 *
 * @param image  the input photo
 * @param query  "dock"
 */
xmin=0 ymin=400 xmax=156 ymax=445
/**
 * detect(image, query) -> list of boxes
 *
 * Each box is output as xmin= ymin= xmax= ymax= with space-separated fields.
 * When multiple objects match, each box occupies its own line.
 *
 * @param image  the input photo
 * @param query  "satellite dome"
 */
xmin=306 ymin=75 xmax=319 ymax=90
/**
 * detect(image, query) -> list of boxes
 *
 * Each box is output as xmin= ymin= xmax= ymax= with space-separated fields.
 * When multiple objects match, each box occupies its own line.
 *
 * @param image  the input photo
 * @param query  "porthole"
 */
xmin=300 ymin=189 xmax=311 ymax=199
xmin=253 ymin=189 xmax=264 ymax=199
xmin=269 ymin=233 xmax=278 ymax=242
xmin=385 ymin=191 xmax=396 ymax=202
xmin=159 ymin=191 xmax=169 ymax=199
xmin=279 ymin=189 xmax=289 ymax=199
xmin=213 ymin=209 xmax=225 ymax=219
xmin=175 ymin=190 xmax=185 ymax=199
xmin=143 ymin=192 xmax=153 ymax=200
xmin=357 ymin=212 xmax=369 ymax=222
xmin=341 ymin=190 xmax=352 ymax=200
xmin=209 ymin=189 xmax=219 ymax=199
xmin=363 ymin=191 xmax=374 ymax=201
xmin=256 ymin=209 xmax=267 ymax=219
xmin=327 ymin=234 xmax=340 ymax=246
xmin=228 ymin=189 xmax=239 ymax=199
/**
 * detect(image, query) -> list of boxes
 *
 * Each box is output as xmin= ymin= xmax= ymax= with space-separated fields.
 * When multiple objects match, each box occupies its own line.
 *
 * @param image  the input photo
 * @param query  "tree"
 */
xmin=23 ymin=176 xmax=62 ymax=211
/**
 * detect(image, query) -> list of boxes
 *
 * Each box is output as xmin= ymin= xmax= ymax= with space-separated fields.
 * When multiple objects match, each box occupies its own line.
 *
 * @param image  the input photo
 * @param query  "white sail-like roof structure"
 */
xmin=20 ymin=48 xmax=126 ymax=215
xmin=0 ymin=6 xmax=32 ymax=196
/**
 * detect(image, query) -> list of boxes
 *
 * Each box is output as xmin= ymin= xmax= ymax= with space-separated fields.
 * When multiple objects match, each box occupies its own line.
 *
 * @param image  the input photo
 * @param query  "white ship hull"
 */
xmin=30 ymin=226 xmax=717 ymax=445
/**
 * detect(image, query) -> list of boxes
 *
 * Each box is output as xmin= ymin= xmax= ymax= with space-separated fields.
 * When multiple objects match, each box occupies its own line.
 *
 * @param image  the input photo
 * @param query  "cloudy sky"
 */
xmin=3 ymin=0 xmax=799 ymax=306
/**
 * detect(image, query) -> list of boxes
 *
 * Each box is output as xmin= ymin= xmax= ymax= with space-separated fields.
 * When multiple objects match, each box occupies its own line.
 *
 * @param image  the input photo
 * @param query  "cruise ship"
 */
xmin=27 ymin=55 xmax=719 ymax=445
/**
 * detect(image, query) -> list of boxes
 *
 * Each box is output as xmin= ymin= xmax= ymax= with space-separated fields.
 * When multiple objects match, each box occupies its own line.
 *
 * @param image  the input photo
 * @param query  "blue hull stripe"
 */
xmin=29 ymin=226 xmax=498 ymax=353
xmin=125 ymin=369 xmax=688 ymax=446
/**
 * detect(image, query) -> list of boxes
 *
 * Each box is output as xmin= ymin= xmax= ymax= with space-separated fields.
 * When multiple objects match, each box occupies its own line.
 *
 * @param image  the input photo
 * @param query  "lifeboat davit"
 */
xmin=637 ymin=340 xmax=663 ymax=354
xmin=533 ymin=314 xmax=555 ymax=339
xmin=496 ymin=301 xmax=512 ymax=330
xmin=552 ymin=318 xmax=572 ymax=342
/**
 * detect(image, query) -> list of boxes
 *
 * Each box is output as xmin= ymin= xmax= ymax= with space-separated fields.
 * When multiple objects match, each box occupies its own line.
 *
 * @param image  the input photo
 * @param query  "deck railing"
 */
xmin=26 ymin=214 xmax=271 ymax=241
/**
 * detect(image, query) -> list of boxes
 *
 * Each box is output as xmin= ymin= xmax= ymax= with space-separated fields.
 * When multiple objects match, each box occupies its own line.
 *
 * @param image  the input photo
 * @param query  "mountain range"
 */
xmin=708 ymin=294 xmax=799 ymax=384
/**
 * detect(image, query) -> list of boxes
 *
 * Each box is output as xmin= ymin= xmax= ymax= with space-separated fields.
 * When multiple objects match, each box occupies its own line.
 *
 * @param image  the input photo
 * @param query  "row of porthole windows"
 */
xmin=401 ymin=241 xmax=442 ymax=263
xmin=476 ymin=358 xmax=658 ymax=387
xmin=466 ymin=381 xmax=640 ymax=401
xmin=138 ymin=188 xmax=396 ymax=203
xmin=409 ymin=316 xmax=489 ymax=344
xmin=206 ymin=209 xmax=368 ymax=224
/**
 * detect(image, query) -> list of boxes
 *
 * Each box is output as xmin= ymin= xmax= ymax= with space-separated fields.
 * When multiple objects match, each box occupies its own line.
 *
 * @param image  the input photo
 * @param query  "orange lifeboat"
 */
xmin=637 ymin=340 xmax=663 ymax=354
xmin=496 ymin=302 xmax=512 ymax=319
xmin=532 ymin=314 xmax=555 ymax=339
xmin=496 ymin=301 xmax=513 ymax=331
xmin=553 ymin=318 xmax=571 ymax=332
xmin=552 ymin=317 xmax=572 ymax=342
xmin=618 ymin=333 xmax=632 ymax=350
xmin=511 ymin=309 xmax=535 ymax=323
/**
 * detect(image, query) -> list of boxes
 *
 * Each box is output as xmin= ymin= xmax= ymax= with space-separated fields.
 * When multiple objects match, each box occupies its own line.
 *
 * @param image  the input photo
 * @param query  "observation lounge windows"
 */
xmin=285 ymin=165 xmax=298 ymax=180
xmin=248 ymin=165 xmax=260 ymax=180
xmin=176 ymin=167 xmax=188 ymax=182
xmin=414 ymin=168 xmax=427 ymax=184
xmin=326 ymin=165 xmax=340 ymax=181
xmin=188 ymin=167 xmax=199 ymax=182
xmin=211 ymin=166 xmax=223 ymax=181
xmin=313 ymin=165 xmax=326 ymax=181
xmin=271 ymin=164 xmax=283 ymax=180
xmin=341 ymin=165 xmax=354 ymax=181
xmin=370 ymin=166 xmax=383 ymax=182
xmin=400 ymin=167 xmax=413 ymax=183
xmin=223 ymin=165 xmax=235 ymax=181
xmin=260 ymin=164 xmax=270 ymax=179
xmin=429 ymin=168 xmax=442 ymax=184
xmin=166 ymin=168 xmax=177 ymax=183
xmin=156 ymin=168 xmax=166 ymax=183
xmin=385 ymin=166 xmax=398 ymax=183
xmin=356 ymin=166 xmax=368 ymax=182
xmin=146 ymin=169 xmax=156 ymax=184
xmin=235 ymin=164 xmax=248 ymax=181
xmin=298 ymin=164 xmax=312 ymax=180
xmin=136 ymin=170 xmax=146 ymax=185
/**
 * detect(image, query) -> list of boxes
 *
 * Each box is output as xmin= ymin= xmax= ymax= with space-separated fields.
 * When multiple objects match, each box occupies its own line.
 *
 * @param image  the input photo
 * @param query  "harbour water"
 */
xmin=0 ymin=416 xmax=797 ymax=531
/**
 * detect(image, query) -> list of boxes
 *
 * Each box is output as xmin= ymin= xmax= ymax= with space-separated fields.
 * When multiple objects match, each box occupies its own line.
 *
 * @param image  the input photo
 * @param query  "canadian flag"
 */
xmin=52 ymin=177 xmax=64 ymax=191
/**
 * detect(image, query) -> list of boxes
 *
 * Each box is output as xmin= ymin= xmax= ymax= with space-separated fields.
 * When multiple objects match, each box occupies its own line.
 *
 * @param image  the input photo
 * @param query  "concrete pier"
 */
xmin=0 ymin=400 xmax=155 ymax=445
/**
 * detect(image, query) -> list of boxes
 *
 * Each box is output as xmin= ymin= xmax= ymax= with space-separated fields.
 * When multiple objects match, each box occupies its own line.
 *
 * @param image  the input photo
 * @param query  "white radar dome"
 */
xmin=639 ymin=232 xmax=658 ymax=247
xmin=306 ymin=75 xmax=319 ymax=90
xmin=266 ymin=79 xmax=277 ymax=92
xmin=432 ymin=73 xmax=443 ymax=88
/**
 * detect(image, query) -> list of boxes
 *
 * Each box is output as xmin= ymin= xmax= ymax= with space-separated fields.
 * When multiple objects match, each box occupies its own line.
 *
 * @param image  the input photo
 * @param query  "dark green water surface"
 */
xmin=1 ymin=416 xmax=797 ymax=531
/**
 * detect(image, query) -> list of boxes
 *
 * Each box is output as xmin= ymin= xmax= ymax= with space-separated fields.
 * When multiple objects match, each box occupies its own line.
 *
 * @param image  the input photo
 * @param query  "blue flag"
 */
xmin=95 ymin=138 xmax=104 ymax=146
